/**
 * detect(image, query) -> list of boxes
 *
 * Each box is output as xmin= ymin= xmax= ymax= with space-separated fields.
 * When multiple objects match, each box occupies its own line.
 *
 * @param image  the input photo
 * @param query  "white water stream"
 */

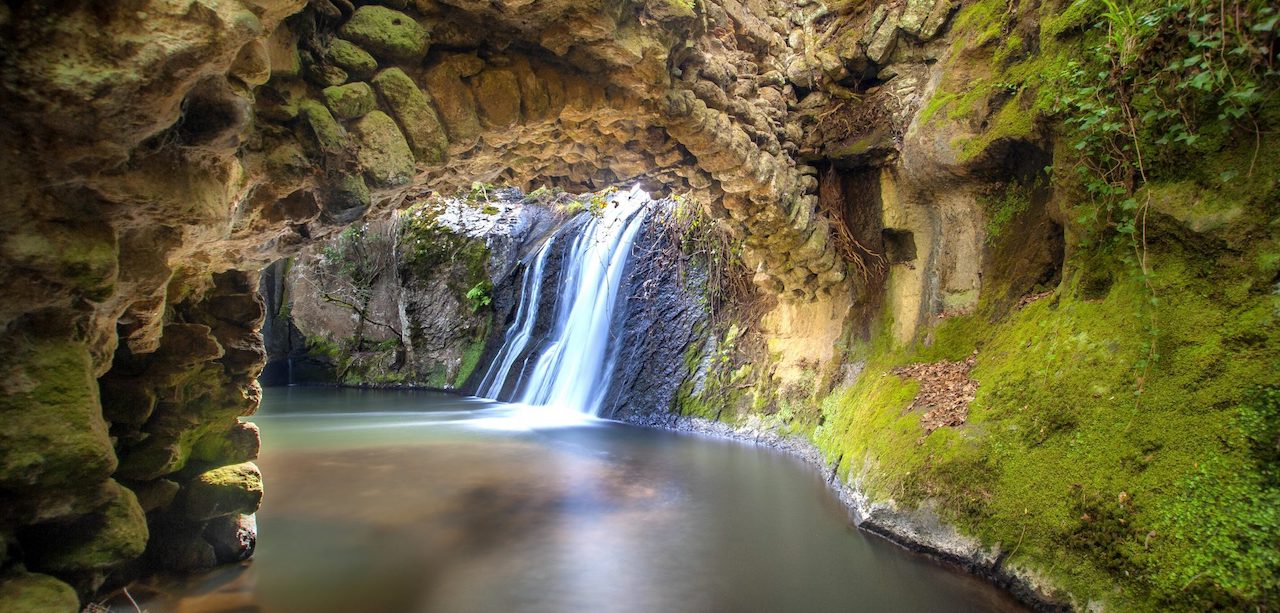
xmin=475 ymin=186 xmax=651 ymax=415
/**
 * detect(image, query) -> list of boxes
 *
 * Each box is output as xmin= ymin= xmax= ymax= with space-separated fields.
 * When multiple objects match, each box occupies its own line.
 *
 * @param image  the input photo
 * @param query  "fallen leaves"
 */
xmin=892 ymin=351 xmax=979 ymax=433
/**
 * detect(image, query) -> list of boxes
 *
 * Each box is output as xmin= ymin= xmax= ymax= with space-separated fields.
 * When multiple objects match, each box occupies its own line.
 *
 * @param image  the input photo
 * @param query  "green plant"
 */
xmin=465 ymin=281 xmax=492 ymax=312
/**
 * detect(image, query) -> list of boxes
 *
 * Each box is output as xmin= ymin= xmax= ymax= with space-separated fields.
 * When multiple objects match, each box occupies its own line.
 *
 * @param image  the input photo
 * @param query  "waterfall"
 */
xmin=476 ymin=187 xmax=651 ymax=415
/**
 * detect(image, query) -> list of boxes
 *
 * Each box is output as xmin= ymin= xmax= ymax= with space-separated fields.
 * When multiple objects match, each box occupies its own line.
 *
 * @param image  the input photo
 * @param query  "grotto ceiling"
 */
xmin=0 ymin=0 xmax=975 ymax=596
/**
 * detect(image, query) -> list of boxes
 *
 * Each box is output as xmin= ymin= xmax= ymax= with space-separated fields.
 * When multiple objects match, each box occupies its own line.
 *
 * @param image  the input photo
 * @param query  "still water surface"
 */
xmin=137 ymin=387 xmax=1025 ymax=612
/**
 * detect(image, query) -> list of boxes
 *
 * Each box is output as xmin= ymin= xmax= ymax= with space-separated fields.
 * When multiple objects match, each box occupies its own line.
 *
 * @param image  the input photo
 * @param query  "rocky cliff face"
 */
xmin=0 ymin=0 xmax=1276 ymax=610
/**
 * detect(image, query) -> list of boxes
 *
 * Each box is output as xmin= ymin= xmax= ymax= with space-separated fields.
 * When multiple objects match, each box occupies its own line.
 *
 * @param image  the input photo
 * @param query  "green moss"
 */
xmin=184 ymin=462 xmax=264 ymax=522
xmin=814 ymin=233 xmax=1280 ymax=609
xmin=453 ymin=333 xmax=488 ymax=388
xmin=338 ymin=6 xmax=429 ymax=63
xmin=0 ymin=339 xmax=116 ymax=490
xmin=322 ymin=82 xmax=375 ymax=120
xmin=324 ymin=38 xmax=377 ymax=78
xmin=0 ymin=572 xmax=79 ymax=613
xmin=299 ymin=99 xmax=348 ymax=154
xmin=371 ymin=67 xmax=449 ymax=164
xmin=26 ymin=480 xmax=148 ymax=572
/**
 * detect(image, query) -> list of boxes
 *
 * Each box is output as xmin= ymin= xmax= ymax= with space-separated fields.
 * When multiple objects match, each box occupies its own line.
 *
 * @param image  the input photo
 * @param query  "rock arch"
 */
xmin=0 ymin=0 xmax=984 ymax=601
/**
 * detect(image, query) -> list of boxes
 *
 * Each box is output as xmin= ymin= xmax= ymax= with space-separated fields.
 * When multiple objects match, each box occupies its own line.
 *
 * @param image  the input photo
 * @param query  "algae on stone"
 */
xmin=351 ymin=110 xmax=415 ymax=188
xmin=322 ymin=82 xmax=376 ymax=119
xmin=324 ymin=38 xmax=377 ymax=78
xmin=338 ymin=6 xmax=429 ymax=63
xmin=23 ymin=480 xmax=148 ymax=573
xmin=184 ymin=462 xmax=264 ymax=522
xmin=371 ymin=67 xmax=448 ymax=164
xmin=0 ymin=572 xmax=79 ymax=613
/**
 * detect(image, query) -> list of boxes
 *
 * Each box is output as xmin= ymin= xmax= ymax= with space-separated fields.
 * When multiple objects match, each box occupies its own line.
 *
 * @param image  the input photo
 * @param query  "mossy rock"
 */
xmin=22 ymin=480 xmax=148 ymax=573
xmin=183 ymin=462 xmax=264 ymax=522
xmin=322 ymin=82 xmax=376 ymax=120
xmin=338 ymin=6 xmax=429 ymax=63
xmin=0 ymin=339 xmax=116 ymax=492
xmin=371 ymin=67 xmax=448 ymax=164
xmin=299 ymin=99 xmax=348 ymax=156
xmin=0 ymin=572 xmax=79 ymax=613
xmin=305 ymin=62 xmax=349 ymax=87
xmin=351 ymin=110 xmax=415 ymax=188
xmin=190 ymin=421 xmax=260 ymax=466
xmin=321 ymin=174 xmax=371 ymax=225
xmin=324 ymin=38 xmax=377 ymax=78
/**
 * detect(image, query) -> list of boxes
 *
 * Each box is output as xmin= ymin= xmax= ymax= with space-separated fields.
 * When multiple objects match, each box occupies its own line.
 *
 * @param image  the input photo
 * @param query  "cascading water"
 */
xmin=475 ymin=186 xmax=652 ymax=415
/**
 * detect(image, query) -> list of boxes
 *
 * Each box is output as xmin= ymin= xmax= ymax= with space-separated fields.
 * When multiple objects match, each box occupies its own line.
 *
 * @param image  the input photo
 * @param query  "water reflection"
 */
xmin=125 ymin=388 xmax=1026 ymax=613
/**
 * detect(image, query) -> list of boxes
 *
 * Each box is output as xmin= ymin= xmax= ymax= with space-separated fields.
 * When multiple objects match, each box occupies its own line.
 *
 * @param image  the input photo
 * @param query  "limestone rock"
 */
xmin=371 ymin=67 xmax=449 ymax=163
xmin=0 ymin=572 xmax=79 ymax=613
xmin=183 ymin=462 xmax=264 ymax=522
xmin=325 ymin=38 xmax=378 ymax=78
xmin=352 ymin=111 xmax=415 ymax=188
xmin=229 ymin=39 xmax=271 ymax=86
xmin=338 ymin=6 xmax=429 ymax=63
xmin=424 ymin=62 xmax=481 ymax=145
xmin=473 ymin=68 xmax=522 ymax=129
xmin=22 ymin=480 xmax=148 ymax=573
xmin=322 ymin=82 xmax=376 ymax=119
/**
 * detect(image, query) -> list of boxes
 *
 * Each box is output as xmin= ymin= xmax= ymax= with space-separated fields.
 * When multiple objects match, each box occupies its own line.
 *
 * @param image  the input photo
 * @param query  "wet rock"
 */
xmin=183 ymin=462 xmax=264 ymax=522
xmin=21 ymin=480 xmax=148 ymax=573
xmin=0 ymin=572 xmax=79 ymax=613
xmin=322 ymin=81 xmax=376 ymax=119
xmin=203 ymin=513 xmax=257 ymax=563
xmin=324 ymin=38 xmax=378 ymax=78
xmin=352 ymin=111 xmax=415 ymax=188
xmin=338 ymin=6 xmax=429 ymax=63
xmin=371 ymin=67 xmax=449 ymax=163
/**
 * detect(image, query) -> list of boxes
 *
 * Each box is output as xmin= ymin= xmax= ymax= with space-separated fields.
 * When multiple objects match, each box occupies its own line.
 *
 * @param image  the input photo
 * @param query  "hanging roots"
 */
xmin=818 ymin=167 xmax=885 ymax=284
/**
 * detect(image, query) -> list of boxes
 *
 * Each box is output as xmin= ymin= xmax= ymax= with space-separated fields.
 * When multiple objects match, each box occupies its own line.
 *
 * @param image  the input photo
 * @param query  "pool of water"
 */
xmin=132 ymin=387 xmax=1025 ymax=612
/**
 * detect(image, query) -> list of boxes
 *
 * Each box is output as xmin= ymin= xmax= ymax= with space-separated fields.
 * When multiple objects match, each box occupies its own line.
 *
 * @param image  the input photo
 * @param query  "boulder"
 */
xmin=203 ymin=513 xmax=257 ymax=563
xmin=0 ymin=339 xmax=116 ymax=493
xmin=351 ymin=111 xmax=415 ymax=188
xmin=190 ymin=421 xmax=261 ymax=466
xmin=324 ymin=38 xmax=378 ymax=78
xmin=0 ymin=572 xmax=79 ymax=613
xmin=371 ymin=67 xmax=448 ymax=163
xmin=22 ymin=480 xmax=148 ymax=573
xmin=338 ymin=6 xmax=429 ymax=63
xmin=183 ymin=462 xmax=264 ymax=522
xmin=322 ymin=82 xmax=376 ymax=119
xmin=299 ymin=100 xmax=349 ymax=156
